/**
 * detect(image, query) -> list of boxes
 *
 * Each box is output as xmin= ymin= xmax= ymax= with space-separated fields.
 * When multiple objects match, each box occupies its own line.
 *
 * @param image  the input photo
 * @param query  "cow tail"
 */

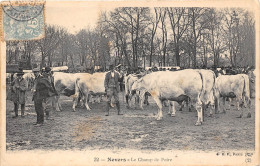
xmin=124 ymin=75 xmax=129 ymax=95
xmin=212 ymin=71 xmax=219 ymax=113
xmin=241 ymin=75 xmax=250 ymax=105
xmin=75 ymin=78 xmax=82 ymax=99
xmin=197 ymin=71 xmax=205 ymax=101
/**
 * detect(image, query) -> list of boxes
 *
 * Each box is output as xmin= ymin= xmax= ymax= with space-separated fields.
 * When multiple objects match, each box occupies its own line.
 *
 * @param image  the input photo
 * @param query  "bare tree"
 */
xmin=36 ymin=25 xmax=64 ymax=68
xmin=149 ymin=8 xmax=161 ymax=67
xmin=188 ymin=7 xmax=210 ymax=68
xmin=75 ymin=29 xmax=89 ymax=67
xmin=160 ymin=8 xmax=168 ymax=67
xmin=167 ymin=7 xmax=190 ymax=66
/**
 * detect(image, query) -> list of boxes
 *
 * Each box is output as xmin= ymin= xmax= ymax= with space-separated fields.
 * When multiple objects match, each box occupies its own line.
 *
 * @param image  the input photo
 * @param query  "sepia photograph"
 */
xmin=0 ymin=0 xmax=259 ymax=165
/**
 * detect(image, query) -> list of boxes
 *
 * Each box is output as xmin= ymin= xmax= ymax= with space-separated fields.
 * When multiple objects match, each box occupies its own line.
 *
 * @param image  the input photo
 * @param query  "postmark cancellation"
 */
xmin=0 ymin=0 xmax=45 ymax=41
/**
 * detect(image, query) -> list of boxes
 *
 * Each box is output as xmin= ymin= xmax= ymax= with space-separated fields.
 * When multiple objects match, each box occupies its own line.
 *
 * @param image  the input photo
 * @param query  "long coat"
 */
xmin=33 ymin=75 xmax=57 ymax=101
xmin=104 ymin=71 xmax=120 ymax=92
xmin=11 ymin=77 xmax=28 ymax=104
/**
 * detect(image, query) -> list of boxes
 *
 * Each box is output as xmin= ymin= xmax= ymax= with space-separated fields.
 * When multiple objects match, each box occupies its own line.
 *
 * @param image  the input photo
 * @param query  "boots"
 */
xmin=116 ymin=102 xmax=123 ymax=115
xmin=105 ymin=102 xmax=110 ymax=116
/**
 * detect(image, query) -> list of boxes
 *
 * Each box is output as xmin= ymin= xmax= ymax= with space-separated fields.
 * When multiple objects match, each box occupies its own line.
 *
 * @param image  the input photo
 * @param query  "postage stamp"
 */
xmin=1 ymin=2 xmax=45 ymax=40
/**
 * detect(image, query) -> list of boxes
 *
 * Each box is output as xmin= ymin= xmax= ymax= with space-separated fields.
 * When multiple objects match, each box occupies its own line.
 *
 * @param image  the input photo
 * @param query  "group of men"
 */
xmin=9 ymin=64 xmax=122 ymax=126
xmin=10 ymin=67 xmax=57 ymax=126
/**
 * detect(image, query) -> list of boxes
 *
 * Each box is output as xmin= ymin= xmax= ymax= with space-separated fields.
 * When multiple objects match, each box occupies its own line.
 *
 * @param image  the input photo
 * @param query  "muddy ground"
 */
xmin=6 ymin=91 xmax=255 ymax=151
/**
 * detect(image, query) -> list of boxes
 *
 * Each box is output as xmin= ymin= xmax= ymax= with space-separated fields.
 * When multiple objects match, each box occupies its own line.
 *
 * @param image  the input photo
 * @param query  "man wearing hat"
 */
xmin=104 ymin=64 xmax=122 ymax=116
xmin=42 ymin=66 xmax=57 ymax=120
xmin=11 ymin=71 xmax=28 ymax=118
xmin=32 ymin=68 xmax=45 ymax=126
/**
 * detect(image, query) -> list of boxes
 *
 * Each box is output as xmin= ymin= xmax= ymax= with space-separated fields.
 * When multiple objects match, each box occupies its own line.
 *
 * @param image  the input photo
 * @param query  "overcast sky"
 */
xmin=45 ymin=2 xmax=115 ymax=34
xmin=45 ymin=1 xmax=255 ymax=34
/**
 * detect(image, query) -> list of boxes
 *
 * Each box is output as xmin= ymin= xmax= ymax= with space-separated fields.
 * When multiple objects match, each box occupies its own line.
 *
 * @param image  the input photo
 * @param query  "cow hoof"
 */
xmin=195 ymin=122 xmax=202 ymax=126
xmin=72 ymin=110 xmax=76 ymax=112
xmin=236 ymin=115 xmax=242 ymax=118
xmin=171 ymin=114 xmax=175 ymax=117
xmin=247 ymin=113 xmax=251 ymax=118
xmin=156 ymin=117 xmax=162 ymax=120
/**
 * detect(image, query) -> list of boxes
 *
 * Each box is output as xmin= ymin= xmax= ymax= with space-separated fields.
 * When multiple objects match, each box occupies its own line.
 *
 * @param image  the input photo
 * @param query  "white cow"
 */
xmin=215 ymin=74 xmax=251 ymax=118
xmin=23 ymin=72 xmax=35 ymax=90
xmin=130 ymin=70 xmax=216 ymax=125
xmin=195 ymin=69 xmax=217 ymax=115
xmin=72 ymin=72 xmax=107 ymax=111
xmin=124 ymin=74 xmax=139 ymax=108
xmin=52 ymin=72 xmax=91 ymax=111
xmin=72 ymin=71 xmax=123 ymax=112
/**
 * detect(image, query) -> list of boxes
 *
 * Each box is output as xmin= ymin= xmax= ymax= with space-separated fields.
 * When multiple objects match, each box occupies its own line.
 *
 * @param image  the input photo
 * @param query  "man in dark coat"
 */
xmin=104 ymin=65 xmax=122 ymax=116
xmin=42 ymin=66 xmax=57 ymax=120
xmin=32 ymin=67 xmax=57 ymax=126
xmin=11 ymin=71 xmax=28 ymax=118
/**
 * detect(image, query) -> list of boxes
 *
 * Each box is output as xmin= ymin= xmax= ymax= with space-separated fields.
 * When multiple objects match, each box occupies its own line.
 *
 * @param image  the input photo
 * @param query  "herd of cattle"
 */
xmin=6 ymin=66 xmax=256 ymax=126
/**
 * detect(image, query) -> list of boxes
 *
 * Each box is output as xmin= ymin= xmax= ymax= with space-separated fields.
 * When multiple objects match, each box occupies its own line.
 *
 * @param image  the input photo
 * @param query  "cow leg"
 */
xmin=97 ymin=95 xmax=101 ymax=103
xmin=222 ymin=97 xmax=227 ymax=113
xmin=125 ymin=94 xmax=130 ymax=108
xmin=228 ymin=98 xmax=232 ymax=110
xmin=89 ymin=95 xmax=94 ymax=104
xmin=245 ymin=97 xmax=251 ymax=118
xmin=168 ymin=102 xmax=172 ymax=115
xmin=55 ymin=95 xmax=62 ymax=112
xmin=246 ymin=103 xmax=251 ymax=118
xmin=208 ymin=91 xmax=215 ymax=117
xmin=135 ymin=93 xmax=140 ymax=109
xmin=72 ymin=93 xmax=80 ymax=112
xmin=83 ymin=93 xmax=91 ymax=111
xmin=169 ymin=101 xmax=176 ymax=117
xmin=215 ymin=97 xmax=219 ymax=114
xmin=208 ymin=102 xmax=215 ymax=117
xmin=179 ymin=101 xmax=184 ymax=111
xmin=195 ymin=99 xmax=203 ymax=126
xmin=236 ymin=98 xmax=243 ymax=118
xmin=163 ymin=100 xmax=169 ymax=107
xmin=139 ymin=90 xmax=146 ymax=110
xmin=143 ymin=93 xmax=149 ymax=105
xmin=153 ymin=96 xmax=163 ymax=120
xmin=72 ymin=97 xmax=77 ymax=112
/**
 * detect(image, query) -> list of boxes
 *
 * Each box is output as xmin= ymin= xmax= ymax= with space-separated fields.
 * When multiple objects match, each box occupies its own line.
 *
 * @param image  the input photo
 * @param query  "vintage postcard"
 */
xmin=0 ymin=0 xmax=259 ymax=165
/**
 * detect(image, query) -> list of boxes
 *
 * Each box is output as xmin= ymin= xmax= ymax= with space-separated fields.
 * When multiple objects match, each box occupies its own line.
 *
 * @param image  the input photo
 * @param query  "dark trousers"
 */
xmin=34 ymin=99 xmax=44 ymax=124
xmin=14 ymin=103 xmax=25 ymax=116
xmin=107 ymin=87 xmax=119 ymax=103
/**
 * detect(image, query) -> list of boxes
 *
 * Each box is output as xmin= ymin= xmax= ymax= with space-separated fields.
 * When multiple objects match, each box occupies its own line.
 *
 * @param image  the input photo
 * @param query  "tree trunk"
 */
xmin=41 ymin=52 xmax=45 ymax=69
xmin=175 ymin=46 xmax=180 ymax=66
xmin=192 ymin=47 xmax=197 ymax=68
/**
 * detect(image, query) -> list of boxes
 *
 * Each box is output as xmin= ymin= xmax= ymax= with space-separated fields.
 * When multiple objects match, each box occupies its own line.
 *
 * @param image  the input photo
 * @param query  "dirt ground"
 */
xmin=6 ymin=91 xmax=255 ymax=151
